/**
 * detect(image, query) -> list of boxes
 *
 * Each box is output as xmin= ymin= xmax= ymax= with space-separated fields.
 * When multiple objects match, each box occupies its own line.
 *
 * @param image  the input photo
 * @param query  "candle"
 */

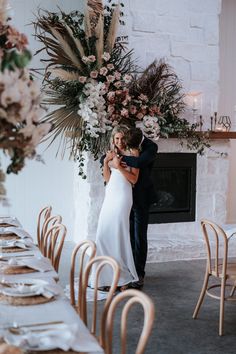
xmin=210 ymin=100 xmax=214 ymax=115
xmin=193 ymin=97 xmax=197 ymax=110
xmin=200 ymin=96 xmax=203 ymax=115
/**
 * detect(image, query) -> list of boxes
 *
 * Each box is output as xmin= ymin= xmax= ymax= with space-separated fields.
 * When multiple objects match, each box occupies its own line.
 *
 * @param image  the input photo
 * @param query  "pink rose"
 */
xmin=106 ymin=75 xmax=115 ymax=82
xmin=129 ymin=105 xmax=137 ymax=114
xmin=114 ymin=71 xmax=121 ymax=80
xmin=114 ymin=81 xmax=122 ymax=88
xmin=102 ymin=52 xmax=111 ymax=61
xmin=79 ymin=76 xmax=87 ymax=83
xmin=108 ymin=105 xmax=115 ymax=114
xmin=87 ymin=55 xmax=96 ymax=62
xmin=137 ymin=112 xmax=144 ymax=119
xmin=107 ymin=63 xmax=114 ymax=70
xmin=123 ymin=74 xmax=132 ymax=83
xmin=90 ymin=71 xmax=98 ymax=79
xmin=100 ymin=67 xmax=108 ymax=76
xmin=138 ymin=94 xmax=148 ymax=102
xmin=121 ymin=108 xmax=129 ymax=117
xmin=107 ymin=91 xmax=115 ymax=100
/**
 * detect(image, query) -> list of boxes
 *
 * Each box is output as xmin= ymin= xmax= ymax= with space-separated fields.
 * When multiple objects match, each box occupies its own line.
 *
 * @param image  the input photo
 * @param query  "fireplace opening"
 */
xmin=149 ymin=153 xmax=197 ymax=224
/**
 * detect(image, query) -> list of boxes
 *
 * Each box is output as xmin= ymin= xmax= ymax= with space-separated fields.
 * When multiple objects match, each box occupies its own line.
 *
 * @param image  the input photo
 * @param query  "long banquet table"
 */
xmin=0 ymin=217 xmax=104 ymax=354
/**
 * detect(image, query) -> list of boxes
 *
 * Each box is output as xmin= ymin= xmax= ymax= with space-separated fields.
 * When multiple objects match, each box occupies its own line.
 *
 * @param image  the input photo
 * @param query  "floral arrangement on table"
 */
xmin=33 ymin=0 xmax=210 ymax=177
xmin=0 ymin=0 xmax=51 ymax=201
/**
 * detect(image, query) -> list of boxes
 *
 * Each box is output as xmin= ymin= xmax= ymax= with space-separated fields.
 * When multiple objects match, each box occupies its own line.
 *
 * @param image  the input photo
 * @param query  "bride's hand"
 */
xmin=104 ymin=150 xmax=114 ymax=163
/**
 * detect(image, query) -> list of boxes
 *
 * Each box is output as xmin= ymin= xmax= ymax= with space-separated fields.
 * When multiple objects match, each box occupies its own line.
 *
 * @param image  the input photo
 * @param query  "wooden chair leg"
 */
xmin=193 ymin=271 xmax=210 ymax=319
xmin=219 ymin=277 xmax=226 ymax=336
xmin=230 ymin=285 xmax=236 ymax=297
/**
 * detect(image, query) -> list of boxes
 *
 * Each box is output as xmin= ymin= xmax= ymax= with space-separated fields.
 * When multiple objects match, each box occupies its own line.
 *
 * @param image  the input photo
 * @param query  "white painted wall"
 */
xmin=219 ymin=0 xmax=236 ymax=223
xmin=0 ymin=0 xmax=85 ymax=241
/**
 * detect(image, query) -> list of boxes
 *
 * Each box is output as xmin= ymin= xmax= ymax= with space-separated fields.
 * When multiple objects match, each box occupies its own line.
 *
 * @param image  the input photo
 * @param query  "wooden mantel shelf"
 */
xmin=205 ymin=131 xmax=236 ymax=139
xmin=169 ymin=131 xmax=236 ymax=139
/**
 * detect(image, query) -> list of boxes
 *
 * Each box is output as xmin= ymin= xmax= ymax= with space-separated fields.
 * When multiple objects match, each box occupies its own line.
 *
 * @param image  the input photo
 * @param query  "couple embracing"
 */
xmin=94 ymin=125 xmax=157 ymax=291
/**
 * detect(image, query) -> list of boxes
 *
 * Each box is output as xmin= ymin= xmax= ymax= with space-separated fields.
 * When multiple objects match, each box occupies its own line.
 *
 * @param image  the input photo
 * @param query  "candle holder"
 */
xmin=218 ymin=116 xmax=231 ymax=131
xmin=199 ymin=115 xmax=203 ymax=132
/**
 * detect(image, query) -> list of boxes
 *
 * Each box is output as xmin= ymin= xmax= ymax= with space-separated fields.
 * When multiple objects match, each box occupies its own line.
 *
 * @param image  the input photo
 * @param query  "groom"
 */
xmin=122 ymin=128 xmax=158 ymax=289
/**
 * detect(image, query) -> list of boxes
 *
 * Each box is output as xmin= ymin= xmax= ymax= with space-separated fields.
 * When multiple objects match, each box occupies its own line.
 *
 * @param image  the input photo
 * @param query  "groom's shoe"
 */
xmin=130 ymin=276 xmax=144 ymax=290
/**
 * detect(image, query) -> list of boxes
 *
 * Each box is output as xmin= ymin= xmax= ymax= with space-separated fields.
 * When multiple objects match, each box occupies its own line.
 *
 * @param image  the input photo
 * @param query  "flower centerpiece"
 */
xmin=0 ymin=0 xmax=51 ymax=201
xmin=33 ymin=0 xmax=211 ymax=177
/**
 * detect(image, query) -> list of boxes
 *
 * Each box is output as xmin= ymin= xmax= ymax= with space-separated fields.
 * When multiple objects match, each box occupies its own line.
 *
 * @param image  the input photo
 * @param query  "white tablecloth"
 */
xmin=0 ymin=218 xmax=104 ymax=353
xmin=0 ymin=298 xmax=104 ymax=353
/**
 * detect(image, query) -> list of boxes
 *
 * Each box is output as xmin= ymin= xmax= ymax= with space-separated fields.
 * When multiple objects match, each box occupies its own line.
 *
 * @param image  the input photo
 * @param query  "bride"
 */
xmin=91 ymin=125 xmax=141 ymax=290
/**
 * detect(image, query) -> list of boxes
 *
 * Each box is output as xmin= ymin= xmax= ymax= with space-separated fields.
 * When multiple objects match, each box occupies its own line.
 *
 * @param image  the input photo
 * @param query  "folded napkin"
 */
xmin=0 ymin=217 xmax=21 ymax=227
xmin=0 ymin=227 xmax=32 ymax=240
xmin=5 ymin=256 xmax=53 ymax=273
xmin=0 ymin=238 xmax=33 ymax=249
xmin=5 ymin=323 xmax=81 ymax=351
xmin=0 ymin=279 xmax=61 ymax=299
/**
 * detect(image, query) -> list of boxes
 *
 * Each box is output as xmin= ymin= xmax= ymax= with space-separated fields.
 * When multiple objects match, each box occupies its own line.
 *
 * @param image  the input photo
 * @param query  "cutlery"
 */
xmin=0 ymin=254 xmax=35 ymax=259
xmin=2 ymin=320 xmax=64 ymax=331
xmin=9 ymin=326 xmax=63 ymax=334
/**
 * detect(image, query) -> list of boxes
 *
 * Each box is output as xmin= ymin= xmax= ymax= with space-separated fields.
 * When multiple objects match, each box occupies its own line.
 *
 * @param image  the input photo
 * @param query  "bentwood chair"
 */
xmin=80 ymin=256 xmax=120 ymax=347
xmin=102 ymin=289 xmax=155 ymax=354
xmin=40 ymin=215 xmax=62 ymax=253
xmin=43 ymin=223 xmax=67 ymax=272
xmin=37 ymin=205 xmax=52 ymax=249
xmin=70 ymin=240 xmax=96 ymax=314
xmin=193 ymin=219 xmax=236 ymax=335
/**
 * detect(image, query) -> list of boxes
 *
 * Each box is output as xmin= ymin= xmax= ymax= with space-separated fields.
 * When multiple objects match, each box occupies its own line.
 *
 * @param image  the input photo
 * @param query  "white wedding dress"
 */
xmin=91 ymin=166 xmax=138 ymax=287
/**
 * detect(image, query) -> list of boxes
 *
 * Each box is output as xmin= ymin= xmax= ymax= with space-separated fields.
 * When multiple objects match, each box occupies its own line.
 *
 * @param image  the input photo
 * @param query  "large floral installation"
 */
xmin=33 ymin=0 xmax=210 ymax=177
xmin=0 ymin=0 xmax=51 ymax=201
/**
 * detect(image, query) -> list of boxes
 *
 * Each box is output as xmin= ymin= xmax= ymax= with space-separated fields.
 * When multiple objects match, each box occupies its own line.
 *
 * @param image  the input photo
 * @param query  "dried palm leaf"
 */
xmin=87 ymin=0 xmax=103 ymax=15
xmin=105 ymin=3 xmax=120 ymax=53
xmin=95 ymin=14 xmax=104 ymax=67
xmin=87 ymin=0 xmax=104 ymax=34
xmin=84 ymin=8 xmax=92 ymax=39
xmin=42 ymin=106 xmax=83 ymax=158
xmin=49 ymin=26 xmax=82 ymax=69
xmin=48 ymin=68 xmax=81 ymax=81
xmin=64 ymin=23 xmax=85 ymax=58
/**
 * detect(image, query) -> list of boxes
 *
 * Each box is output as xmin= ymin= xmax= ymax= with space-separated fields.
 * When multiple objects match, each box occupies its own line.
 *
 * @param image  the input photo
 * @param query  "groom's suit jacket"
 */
xmin=122 ymin=137 xmax=158 ymax=208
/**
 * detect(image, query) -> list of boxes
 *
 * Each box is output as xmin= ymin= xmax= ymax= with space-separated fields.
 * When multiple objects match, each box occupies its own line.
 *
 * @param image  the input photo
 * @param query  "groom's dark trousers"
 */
xmin=122 ymin=137 xmax=158 ymax=278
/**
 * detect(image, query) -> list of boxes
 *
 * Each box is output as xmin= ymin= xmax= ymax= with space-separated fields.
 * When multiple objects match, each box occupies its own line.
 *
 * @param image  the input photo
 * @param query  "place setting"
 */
xmin=0 ymin=217 xmax=21 ymax=228
xmin=0 ymin=227 xmax=32 ymax=241
xmin=0 ymin=278 xmax=61 ymax=306
xmin=0 ymin=255 xmax=55 ymax=276
xmin=0 ymin=238 xmax=34 ymax=254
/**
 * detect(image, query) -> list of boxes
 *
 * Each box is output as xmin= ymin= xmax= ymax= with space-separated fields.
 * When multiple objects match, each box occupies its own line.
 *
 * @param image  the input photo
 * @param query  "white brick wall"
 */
xmin=74 ymin=0 xmax=232 ymax=262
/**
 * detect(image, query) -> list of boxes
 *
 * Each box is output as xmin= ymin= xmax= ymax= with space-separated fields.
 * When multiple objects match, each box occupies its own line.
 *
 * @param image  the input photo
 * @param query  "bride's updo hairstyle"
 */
xmin=110 ymin=124 xmax=129 ymax=149
xmin=125 ymin=127 xmax=143 ymax=149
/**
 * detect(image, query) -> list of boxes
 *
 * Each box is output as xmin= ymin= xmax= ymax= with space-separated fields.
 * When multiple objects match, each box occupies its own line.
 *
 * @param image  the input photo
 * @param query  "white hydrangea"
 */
xmin=78 ymin=80 xmax=112 ymax=138
xmin=136 ymin=115 xmax=160 ymax=141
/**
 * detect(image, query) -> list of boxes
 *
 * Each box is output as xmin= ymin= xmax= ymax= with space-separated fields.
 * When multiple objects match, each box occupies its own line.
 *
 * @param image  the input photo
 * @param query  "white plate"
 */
xmin=5 ymin=334 xmax=57 ymax=352
xmin=1 ymin=287 xmax=40 ymax=297
xmin=23 ymin=343 xmax=57 ymax=351
xmin=0 ymin=279 xmax=49 ymax=297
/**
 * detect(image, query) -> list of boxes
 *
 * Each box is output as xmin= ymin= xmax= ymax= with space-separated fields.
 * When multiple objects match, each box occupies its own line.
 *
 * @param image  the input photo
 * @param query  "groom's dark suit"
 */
xmin=122 ymin=137 xmax=158 ymax=280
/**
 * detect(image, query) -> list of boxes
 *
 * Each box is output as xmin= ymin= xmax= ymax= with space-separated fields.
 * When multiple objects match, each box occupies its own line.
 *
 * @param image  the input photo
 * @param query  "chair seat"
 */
xmin=212 ymin=262 xmax=236 ymax=279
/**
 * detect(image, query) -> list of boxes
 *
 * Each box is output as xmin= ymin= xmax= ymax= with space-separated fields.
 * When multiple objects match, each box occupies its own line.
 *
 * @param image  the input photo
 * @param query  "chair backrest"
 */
xmin=70 ymin=240 xmax=96 ymax=313
xmin=103 ymin=289 xmax=155 ymax=354
xmin=37 ymin=206 xmax=52 ymax=249
xmin=43 ymin=223 xmax=67 ymax=272
xmin=40 ymin=215 xmax=62 ymax=252
xmin=80 ymin=256 xmax=120 ymax=346
xmin=201 ymin=219 xmax=228 ymax=277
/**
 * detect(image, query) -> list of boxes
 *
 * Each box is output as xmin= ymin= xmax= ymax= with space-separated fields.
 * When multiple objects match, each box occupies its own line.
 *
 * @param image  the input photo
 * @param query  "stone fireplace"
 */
xmin=149 ymin=152 xmax=197 ymax=224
